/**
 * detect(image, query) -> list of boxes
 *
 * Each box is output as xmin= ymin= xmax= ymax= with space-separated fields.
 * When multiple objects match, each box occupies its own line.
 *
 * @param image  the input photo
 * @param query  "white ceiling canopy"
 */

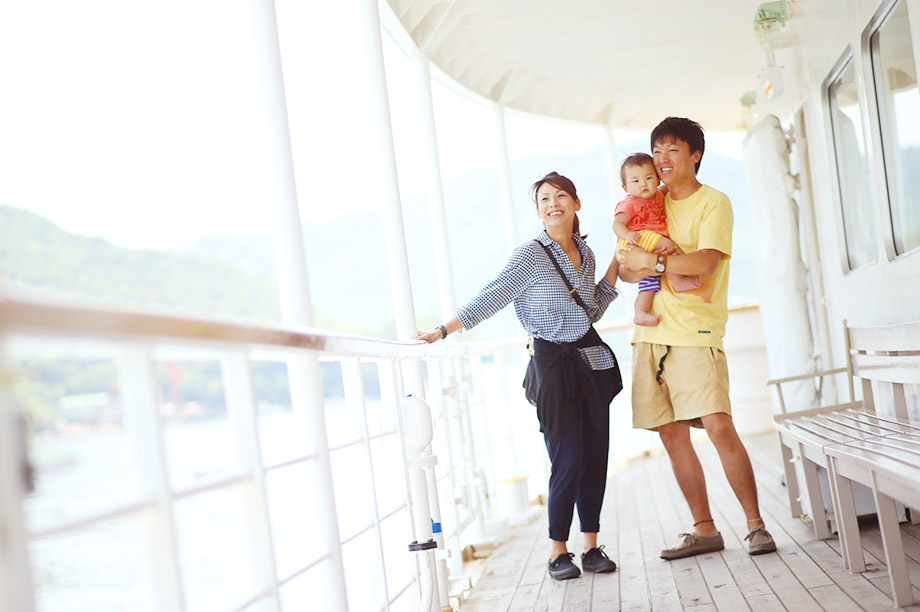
xmin=384 ymin=0 xmax=775 ymax=130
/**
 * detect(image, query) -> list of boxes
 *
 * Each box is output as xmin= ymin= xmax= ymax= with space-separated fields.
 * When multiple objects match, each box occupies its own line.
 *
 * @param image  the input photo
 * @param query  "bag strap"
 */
xmin=533 ymin=240 xmax=589 ymax=312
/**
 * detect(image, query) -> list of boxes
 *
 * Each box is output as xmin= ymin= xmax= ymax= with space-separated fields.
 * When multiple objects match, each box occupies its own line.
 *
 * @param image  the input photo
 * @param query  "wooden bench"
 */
xmin=769 ymin=319 xmax=920 ymax=607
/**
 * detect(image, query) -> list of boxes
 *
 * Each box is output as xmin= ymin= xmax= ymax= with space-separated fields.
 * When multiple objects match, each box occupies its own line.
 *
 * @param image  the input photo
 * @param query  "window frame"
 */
xmin=865 ymin=0 xmax=920 ymax=260
xmin=823 ymin=47 xmax=878 ymax=272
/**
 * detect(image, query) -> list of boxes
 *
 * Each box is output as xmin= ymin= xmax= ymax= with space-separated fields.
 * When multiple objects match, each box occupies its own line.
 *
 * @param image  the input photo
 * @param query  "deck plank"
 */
xmin=590 ymin=469 xmax=621 ymax=609
xmin=459 ymin=432 xmax=920 ymax=611
xmin=641 ymin=456 xmax=687 ymax=610
xmin=745 ymin=592 xmax=786 ymax=611
xmin=616 ymin=467 xmax=653 ymax=610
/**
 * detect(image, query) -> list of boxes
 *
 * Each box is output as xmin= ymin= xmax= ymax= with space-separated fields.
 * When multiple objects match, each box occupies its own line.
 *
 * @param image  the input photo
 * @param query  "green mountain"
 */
xmin=0 ymin=205 xmax=279 ymax=321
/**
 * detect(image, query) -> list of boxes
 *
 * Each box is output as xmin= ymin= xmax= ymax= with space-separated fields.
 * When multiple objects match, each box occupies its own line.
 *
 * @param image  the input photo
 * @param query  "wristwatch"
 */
xmin=655 ymin=254 xmax=667 ymax=273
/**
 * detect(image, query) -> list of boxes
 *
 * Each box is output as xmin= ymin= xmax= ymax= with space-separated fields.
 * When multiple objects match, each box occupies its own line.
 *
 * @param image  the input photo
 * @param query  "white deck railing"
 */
xmin=0 ymin=297 xmax=636 ymax=612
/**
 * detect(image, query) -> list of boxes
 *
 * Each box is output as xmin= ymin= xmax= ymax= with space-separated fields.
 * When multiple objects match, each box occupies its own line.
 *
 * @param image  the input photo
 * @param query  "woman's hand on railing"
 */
xmin=417 ymin=329 xmax=443 ymax=343
xmin=417 ymin=317 xmax=462 ymax=343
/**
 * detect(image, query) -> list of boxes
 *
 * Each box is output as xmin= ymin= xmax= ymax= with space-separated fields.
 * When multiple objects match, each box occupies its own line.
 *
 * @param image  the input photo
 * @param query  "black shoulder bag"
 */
xmin=523 ymin=240 xmax=622 ymax=405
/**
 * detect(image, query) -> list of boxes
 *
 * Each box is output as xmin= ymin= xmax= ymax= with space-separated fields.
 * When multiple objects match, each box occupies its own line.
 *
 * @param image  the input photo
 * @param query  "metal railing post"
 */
xmin=118 ymin=347 xmax=186 ymax=611
xmin=222 ymin=351 xmax=280 ymax=609
xmin=0 ymin=351 xmax=35 ymax=612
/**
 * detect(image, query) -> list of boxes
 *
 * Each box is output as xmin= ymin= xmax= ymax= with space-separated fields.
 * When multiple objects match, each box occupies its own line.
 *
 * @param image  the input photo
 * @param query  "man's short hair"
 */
xmin=619 ymin=152 xmax=655 ymax=185
xmin=650 ymin=117 xmax=705 ymax=174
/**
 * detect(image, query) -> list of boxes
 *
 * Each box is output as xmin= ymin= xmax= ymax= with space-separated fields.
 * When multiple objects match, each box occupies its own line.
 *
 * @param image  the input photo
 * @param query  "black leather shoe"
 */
xmin=581 ymin=546 xmax=617 ymax=573
xmin=548 ymin=552 xmax=581 ymax=580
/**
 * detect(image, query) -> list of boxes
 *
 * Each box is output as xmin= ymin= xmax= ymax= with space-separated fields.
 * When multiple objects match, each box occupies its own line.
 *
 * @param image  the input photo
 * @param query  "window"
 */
xmin=828 ymin=54 xmax=876 ymax=269
xmin=871 ymin=0 xmax=920 ymax=255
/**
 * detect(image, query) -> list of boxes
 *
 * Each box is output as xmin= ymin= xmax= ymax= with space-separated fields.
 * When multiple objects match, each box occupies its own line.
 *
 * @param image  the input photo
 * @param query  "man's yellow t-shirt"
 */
xmin=632 ymin=184 xmax=733 ymax=349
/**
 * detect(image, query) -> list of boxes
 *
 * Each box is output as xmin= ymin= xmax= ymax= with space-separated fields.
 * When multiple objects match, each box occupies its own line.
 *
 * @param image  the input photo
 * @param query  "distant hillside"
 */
xmin=0 ymin=205 xmax=279 ymax=320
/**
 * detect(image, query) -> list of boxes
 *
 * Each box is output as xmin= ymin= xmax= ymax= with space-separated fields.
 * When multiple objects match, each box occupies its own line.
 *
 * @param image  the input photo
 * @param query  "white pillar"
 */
xmin=494 ymin=105 xmax=519 ymax=253
xmin=360 ymin=3 xmax=447 ymax=610
xmin=415 ymin=52 xmax=458 ymax=323
xmin=357 ymin=0 xmax=419 ymax=345
xmin=250 ymin=0 xmax=348 ymax=608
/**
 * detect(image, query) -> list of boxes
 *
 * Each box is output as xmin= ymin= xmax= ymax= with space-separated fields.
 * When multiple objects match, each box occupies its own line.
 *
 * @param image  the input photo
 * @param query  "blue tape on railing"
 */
xmin=431 ymin=520 xmax=442 ymax=534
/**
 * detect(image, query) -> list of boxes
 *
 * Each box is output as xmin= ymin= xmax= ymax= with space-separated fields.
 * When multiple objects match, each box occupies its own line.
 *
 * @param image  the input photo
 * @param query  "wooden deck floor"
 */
xmin=459 ymin=431 xmax=920 ymax=611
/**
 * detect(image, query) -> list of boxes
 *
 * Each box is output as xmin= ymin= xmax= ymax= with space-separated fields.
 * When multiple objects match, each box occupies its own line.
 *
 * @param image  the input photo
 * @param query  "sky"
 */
xmin=0 ymin=1 xmax=748 ymax=253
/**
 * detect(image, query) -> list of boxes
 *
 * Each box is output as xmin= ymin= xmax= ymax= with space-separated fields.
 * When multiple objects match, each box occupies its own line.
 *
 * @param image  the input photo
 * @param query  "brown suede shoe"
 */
xmin=660 ymin=532 xmax=724 ymax=560
xmin=745 ymin=525 xmax=777 ymax=555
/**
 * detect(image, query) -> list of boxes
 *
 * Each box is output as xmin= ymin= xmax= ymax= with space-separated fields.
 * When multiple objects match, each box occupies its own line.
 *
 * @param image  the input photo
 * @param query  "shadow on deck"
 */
xmin=459 ymin=431 xmax=920 ymax=611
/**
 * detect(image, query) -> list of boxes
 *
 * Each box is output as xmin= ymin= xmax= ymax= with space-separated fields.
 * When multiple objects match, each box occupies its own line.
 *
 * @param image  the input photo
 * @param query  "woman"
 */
xmin=418 ymin=171 xmax=622 ymax=580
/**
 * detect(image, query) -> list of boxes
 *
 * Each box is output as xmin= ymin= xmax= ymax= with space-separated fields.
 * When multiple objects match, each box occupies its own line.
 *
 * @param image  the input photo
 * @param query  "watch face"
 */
xmin=655 ymin=263 xmax=665 ymax=273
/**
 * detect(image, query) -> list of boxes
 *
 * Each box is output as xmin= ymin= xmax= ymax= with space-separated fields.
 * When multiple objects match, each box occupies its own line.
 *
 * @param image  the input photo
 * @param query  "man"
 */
xmin=618 ymin=117 xmax=777 ymax=559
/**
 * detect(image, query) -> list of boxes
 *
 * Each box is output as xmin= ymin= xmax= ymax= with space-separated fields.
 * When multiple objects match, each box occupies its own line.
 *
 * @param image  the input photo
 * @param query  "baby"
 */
xmin=614 ymin=153 xmax=700 ymax=326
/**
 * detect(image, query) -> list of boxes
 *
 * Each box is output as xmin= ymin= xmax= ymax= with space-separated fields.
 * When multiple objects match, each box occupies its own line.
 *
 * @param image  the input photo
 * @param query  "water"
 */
xmin=22 ymin=349 xmax=655 ymax=611
xmin=24 ymin=405 xmax=421 ymax=612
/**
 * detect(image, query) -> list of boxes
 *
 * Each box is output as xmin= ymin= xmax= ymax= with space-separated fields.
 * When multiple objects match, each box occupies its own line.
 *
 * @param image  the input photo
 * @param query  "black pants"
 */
xmin=544 ymin=401 xmax=609 ymax=542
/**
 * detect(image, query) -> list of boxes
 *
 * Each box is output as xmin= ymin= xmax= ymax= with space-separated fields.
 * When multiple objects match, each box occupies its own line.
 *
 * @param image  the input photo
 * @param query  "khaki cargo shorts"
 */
xmin=632 ymin=343 xmax=731 ymax=431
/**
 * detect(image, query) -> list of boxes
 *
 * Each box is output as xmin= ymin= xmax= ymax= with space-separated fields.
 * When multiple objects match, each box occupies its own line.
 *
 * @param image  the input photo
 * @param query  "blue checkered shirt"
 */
xmin=456 ymin=231 xmax=619 ymax=370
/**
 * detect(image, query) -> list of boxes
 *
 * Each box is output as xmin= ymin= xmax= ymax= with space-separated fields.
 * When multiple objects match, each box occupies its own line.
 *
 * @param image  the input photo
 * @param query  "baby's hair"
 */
xmin=619 ymin=153 xmax=656 ymax=185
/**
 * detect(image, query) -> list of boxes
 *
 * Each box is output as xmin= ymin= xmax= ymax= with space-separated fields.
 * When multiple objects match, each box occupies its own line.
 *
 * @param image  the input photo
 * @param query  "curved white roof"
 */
xmin=385 ymin=0 xmax=771 ymax=130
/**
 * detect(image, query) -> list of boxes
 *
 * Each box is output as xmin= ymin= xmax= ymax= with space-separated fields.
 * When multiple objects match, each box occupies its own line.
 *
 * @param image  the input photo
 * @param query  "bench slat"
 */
xmin=852 ymin=353 xmax=920 ymax=384
xmin=833 ymin=410 xmax=920 ymax=435
xmin=786 ymin=419 xmax=861 ymax=446
xmin=809 ymin=413 xmax=890 ymax=438
xmin=849 ymin=410 xmax=920 ymax=433
xmin=829 ymin=438 xmax=920 ymax=474
xmin=848 ymin=321 xmax=920 ymax=352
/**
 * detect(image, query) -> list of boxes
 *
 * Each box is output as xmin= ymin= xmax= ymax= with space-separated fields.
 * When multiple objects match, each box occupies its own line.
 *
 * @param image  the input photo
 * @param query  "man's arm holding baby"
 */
xmin=618 ymin=247 xmax=721 ymax=278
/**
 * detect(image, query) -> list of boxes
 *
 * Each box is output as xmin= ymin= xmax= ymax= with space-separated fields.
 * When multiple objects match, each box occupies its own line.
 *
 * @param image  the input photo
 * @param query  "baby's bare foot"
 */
xmin=670 ymin=274 xmax=702 ymax=292
xmin=634 ymin=313 xmax=661 ymax=327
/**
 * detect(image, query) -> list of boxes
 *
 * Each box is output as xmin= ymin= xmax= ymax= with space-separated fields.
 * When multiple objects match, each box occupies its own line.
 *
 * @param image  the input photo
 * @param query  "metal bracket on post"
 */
xmin=409 ymin=454 xmax=438 ymax=470
xmin=409 ymin=540 xmax=438 ymax=552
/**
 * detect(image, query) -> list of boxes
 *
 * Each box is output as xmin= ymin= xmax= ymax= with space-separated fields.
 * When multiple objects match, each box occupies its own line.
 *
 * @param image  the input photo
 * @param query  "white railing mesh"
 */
xmin=1 ymin=298 xmax=631 ymax=611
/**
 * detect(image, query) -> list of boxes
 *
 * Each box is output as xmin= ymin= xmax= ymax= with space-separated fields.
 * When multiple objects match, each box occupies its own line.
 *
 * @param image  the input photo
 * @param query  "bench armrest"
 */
xmin=768 ymin=367 xmax=848 ymax=414
xmin=767 ymin=367 xmax=847 ymax=386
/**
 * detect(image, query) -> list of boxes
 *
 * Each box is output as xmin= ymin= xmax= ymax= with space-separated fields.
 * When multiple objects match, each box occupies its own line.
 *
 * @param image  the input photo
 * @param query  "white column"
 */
xmin=360 ymin=3 xmax=445 ymax=610
xmin=357 ymin=0 xmax=419 ymax=345
xmin=416 ymin=52 xmax=458 ymax=323
xmin=495 ymin=105 xmax=519 ymax=253
xmin=249 ymin=0 xmax=348 ymax=608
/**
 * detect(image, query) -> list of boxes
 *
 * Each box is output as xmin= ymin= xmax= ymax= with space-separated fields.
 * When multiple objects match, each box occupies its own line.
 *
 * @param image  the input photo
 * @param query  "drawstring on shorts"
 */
xmin=656 ymin=345 xmax=671 ymax=385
